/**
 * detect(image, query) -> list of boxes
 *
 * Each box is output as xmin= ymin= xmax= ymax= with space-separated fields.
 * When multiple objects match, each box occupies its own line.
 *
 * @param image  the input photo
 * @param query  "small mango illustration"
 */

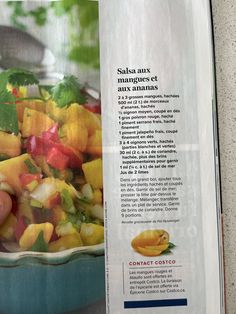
xmin=131 ymin=229 xmax=175 ymax=257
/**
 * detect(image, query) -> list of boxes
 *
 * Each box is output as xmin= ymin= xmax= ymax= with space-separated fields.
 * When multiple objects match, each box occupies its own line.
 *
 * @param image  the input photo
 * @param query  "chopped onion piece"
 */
xmin=30 ymin=183 xmax=56 ymax=203
xmin=81 ymin=183 xmax=93 ymax=200
xmin=91 ymin=204 xmax=104 ymax=221
xmin=0 ymin=182 xmax=15 ymax=195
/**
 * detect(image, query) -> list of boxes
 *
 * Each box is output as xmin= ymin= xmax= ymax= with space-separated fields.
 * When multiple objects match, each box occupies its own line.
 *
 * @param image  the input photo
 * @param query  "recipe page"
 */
xmin=100 ymin=1 xmax=224 ymax=313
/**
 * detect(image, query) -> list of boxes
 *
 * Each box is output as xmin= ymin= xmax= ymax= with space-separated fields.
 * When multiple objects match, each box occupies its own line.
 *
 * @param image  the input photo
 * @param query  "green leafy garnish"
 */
xmin=7 ymin=68 xmax=39 ymax=87
xmin=168 ymin=242 xmax=176 ymax=249
xmin=24 ymin=159 xmax=39 ymax=174
xmin=0 ymin=103 xmax=19 ymax=134
xmin=66 ymin=210 xmax=92 ymax=229
xmin=29 ymin=231 xmax=48 ymax=252
xmin=0 ymin=69 xmax=38 ymax=134
xmin=61 ymin=189 xmax=76 ymax=214
xmin=48 ymin=165 xmax=61 ymax=178
xmin=51 ymin=75 xmax=86 ymax=108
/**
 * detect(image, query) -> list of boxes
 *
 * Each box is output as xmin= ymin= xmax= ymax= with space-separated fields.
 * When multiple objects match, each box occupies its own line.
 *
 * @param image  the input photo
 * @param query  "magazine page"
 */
xmin=0 ymin=0 xmax=225 ymax=314
xmin=99 ymin=1 xmax=224 ymax=314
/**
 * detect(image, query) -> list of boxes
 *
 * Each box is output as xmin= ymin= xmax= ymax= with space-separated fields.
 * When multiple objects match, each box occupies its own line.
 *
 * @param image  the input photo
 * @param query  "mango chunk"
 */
xmin=82 ymin=159 xmax=103 ymax=189
xmin=61 ymin=122 xmax=88 ymax=152
xmin=19 ymin=223 xmax=54 ymax=250
xmin=0 ymin=154 xmax=40 ymax=196
xmin=92 ymin=189 xmax=103 ymax=205
xmin=49 ymin=232 xmax=83 ymax=252
xmin=22 ymin=108 xmax=54 ymax=137
xmin=145 ymin=244 xmax=169 ymax=252
xmin=65 ymin=104 xmax=101 ymax=135
xmin=136 ymin=246 xmax=162 ymax=257
xmin=17 ymin=99 xmax=46 ymax=122
xmin=86 ymin=130 xmax=102 ymax=156
xmin=0 ymin=132 xmax=21 ymax=157
xmin=131 ymin=230 xmax=169 ymax=249
xmin=80 ymin=223 xmax=104 ymax=246
xmin=0 ymin=213 xmax=17 ymax=240
xmin=46 ymin=100 xmax=67 ymax=122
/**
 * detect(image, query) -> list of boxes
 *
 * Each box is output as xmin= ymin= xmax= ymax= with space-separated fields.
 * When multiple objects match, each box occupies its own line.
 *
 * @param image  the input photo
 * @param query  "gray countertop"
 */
xmin=212 ymin=1 xmax=236 ymax=313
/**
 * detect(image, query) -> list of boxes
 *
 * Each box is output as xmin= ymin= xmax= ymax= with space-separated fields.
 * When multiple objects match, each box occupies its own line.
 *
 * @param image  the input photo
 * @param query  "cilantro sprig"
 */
xmin=51 ymin=75 xmax=86 ymax=108
xmin=0 ymin=68 xmax=39 ymax=134
xmin=29 ymin=231 xmax=48 ymax=252
xmin=7 ymin=68 xmax=39 ymax=87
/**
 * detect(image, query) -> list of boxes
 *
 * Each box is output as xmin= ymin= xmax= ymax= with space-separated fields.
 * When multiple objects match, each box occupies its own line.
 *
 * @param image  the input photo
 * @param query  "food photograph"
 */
xmin=0 ymin=1 xmax=105 ymax=313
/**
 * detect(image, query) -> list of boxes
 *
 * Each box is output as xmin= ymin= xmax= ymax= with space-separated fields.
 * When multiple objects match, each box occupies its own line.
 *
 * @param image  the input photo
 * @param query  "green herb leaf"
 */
xmin=161 ymin=249 xmax=173 ymax=255
xmin=7 ymin=68 xmax=39 ymax=87
xmin=51 ymin=75 xmax=86 ymax=108
xmin=0 ymin=71 xmax=16 ymax=103
xmin=24 ymin=159 xmax=39 ymax=174
xmin=0 ymin=103 xmax=19 ymax=134
xmin=29 ymin=231 xmax=48 ymax=252
xmin=61 ymin=189 xmax=76 ymax=214
xmin=168 ymin=242 xmax=176 ymax=249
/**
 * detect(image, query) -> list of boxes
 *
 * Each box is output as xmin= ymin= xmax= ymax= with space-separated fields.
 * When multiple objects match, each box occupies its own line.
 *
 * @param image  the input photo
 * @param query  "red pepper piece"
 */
xmin=42 ymin=124 xmax=59 ymax=142
xmin=26 ymin=136 xmax=45 ymax=156
xmin=19 ymin=173 xmax=41 ymax=187
xmin=46 ymin=147 xmax=70 ymax=170
xmin=84 ymin=101 xmax=101 ymax=114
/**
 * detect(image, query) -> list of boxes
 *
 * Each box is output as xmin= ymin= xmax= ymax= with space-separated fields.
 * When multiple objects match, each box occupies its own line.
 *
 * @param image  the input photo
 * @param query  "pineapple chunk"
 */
xmin=0 ymin=131 xmax=21 ymax=157
xmin=82 ymin=159 xmax=103 ymax=189
xmin=49 ymin=232 xmax=83 ymax=252
xmin=80 ymin=223 xmax=104 ymax=246
xmin=0 ymin=154 xmax=40 ymax=196
xmin=19 ymin=223 xmax=53 ymax=250
xmin=22 ymin=108 xmax=54 ymax=137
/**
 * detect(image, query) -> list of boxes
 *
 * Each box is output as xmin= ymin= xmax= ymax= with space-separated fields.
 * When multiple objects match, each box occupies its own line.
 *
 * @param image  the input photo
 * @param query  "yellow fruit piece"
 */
xmin=136 ymin=246 xmax=162 ymax=257
xmin=145 ymin=244 xmax=169 ymax=252
xmin=46 ymin=100 xmax=67 ymax=122
xmin=86 ymin=130 xmax=102 ymax=156
xmin=19 ymin=223 xmax=54 ymax=250
xmin=92 ymin=189 xmax=103 ymax=205
xmin=22 ymin=108 xmax=54 ymax=137
xmin=131 ymin=230 xmax=168 ymax=249
xmin=65 ymin=104 xmax=101 ymax=135
xmin=56 ymin=222 xmax=77 ymax=237
xmin=0 ymin=213 xmax=17 ymax=240
xmin=49 ymin=232 xmax=83 ymax=252
xmin=0 ymin=154 xmax=40 ymax=196
xmin=43 ymin=177 xmax=77 ymax=198
xmin=0 ymin=132 xmax=21 ymax=157
xmin=80 ymin=223 xmax=104 ymax=246
xmin=82 ymin=158 xmax=103 ymax=189
xmin=61 ymin=122 xmax=88 ymax=152
xmin=16 ymin=99 xmax=46 ymax=122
